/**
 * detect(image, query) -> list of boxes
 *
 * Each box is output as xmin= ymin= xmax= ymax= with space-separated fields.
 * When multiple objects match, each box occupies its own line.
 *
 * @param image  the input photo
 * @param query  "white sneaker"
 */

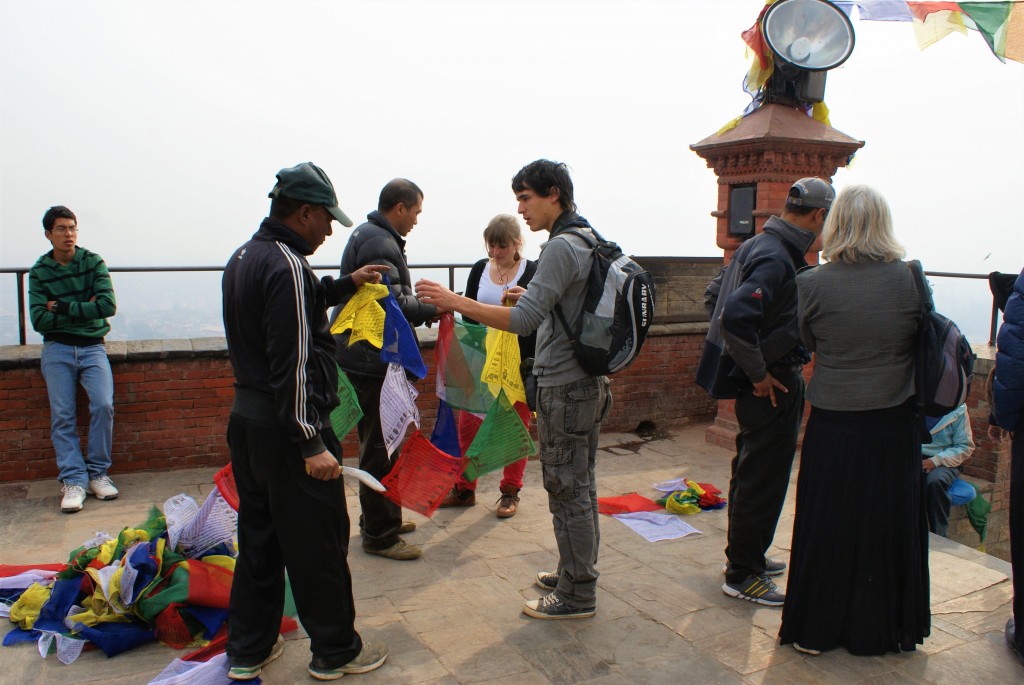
xmin=88 ymin=476 xmax=119 ymax=500
xmin=61 ymin=483 xmax=87 ymax=513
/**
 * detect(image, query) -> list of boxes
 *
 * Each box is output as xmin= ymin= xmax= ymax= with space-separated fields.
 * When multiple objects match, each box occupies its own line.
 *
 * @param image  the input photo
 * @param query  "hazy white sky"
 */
xmin=1 ymin=0 xmax=1022 ymax=339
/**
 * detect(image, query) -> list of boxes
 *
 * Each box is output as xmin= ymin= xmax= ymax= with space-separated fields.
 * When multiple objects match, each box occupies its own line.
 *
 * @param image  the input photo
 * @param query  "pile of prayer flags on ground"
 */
xmin=655 ymin=480 xmax=727 ymax=514
xmin=1 ymin=483 xmax=296 ymax=666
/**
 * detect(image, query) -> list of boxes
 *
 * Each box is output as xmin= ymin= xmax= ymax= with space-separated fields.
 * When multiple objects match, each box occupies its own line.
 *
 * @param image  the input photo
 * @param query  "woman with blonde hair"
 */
xmin=439 ymin=214 xmax=537 ymax=517
xmin=779 ymin=185 xmax=930 ymax=655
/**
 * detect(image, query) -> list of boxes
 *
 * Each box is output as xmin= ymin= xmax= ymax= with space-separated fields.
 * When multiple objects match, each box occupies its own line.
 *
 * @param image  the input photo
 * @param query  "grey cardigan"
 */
xmin=797 ymin=259 xmax=922 ymax=411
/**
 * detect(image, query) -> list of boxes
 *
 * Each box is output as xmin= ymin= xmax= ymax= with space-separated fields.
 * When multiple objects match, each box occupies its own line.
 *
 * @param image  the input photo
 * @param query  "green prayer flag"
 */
xmin=442 ymin=320 xmax=492 ymax=413
xmin=960 ymin=2 xmax=1014 ymax=59
xmin=462 ymin=390 xmax=535 ymax=481
xmin=330 ymin=365 xmax=363 ymax=439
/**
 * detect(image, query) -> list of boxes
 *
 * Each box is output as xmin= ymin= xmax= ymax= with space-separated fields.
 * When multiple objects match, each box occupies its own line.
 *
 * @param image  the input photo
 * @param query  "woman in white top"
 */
xmin=439 ymin=214 xmax=536 ymax=517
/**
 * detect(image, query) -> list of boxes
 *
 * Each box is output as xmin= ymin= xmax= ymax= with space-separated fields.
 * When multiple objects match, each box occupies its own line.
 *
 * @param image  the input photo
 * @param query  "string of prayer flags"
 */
xmin=434 ymin=314 xmax=501 ymax=413
xmin=462 ymin=390 xmax=535 ymax=482
xmin=597 ymin=493 xmax=664 ymax=516
xmin=380 ymin=287 xmax=428 ymax=379
xmin=330 ymin=365 xmax=363 ymax=440
xmin=330 ymin=282 xmax=389 ymax=348
xmin=381 ymin=362 xmax=419 ymax=457
xmin=435 ymin=314 xmax=526 ymax=411
xmin=430 ymin=400 xmax=462 ymax=458
xmin=380 ymin=431 xmax=468 ymax=517
xmin=482 ymin=326 xmax=526 ymax=406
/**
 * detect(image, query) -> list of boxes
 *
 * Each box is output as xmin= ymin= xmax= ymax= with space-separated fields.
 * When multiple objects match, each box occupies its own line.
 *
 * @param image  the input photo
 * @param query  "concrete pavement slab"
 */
xmin=0 ymin=424 xmax=1019 ymax=684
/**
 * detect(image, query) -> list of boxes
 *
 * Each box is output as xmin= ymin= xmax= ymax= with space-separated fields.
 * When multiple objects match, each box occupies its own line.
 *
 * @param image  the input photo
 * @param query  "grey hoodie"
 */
xmin=508 ymin=211 xmax=596 ymax=387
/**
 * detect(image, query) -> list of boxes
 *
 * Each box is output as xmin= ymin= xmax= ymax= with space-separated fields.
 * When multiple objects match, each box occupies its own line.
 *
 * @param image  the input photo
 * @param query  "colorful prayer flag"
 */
xmin=381 ymin=362 xmax=419 ymax=457
xmin=462 ymin=390 xmax=536 ymax=482
xmin=330 ymin=365 xmax=363 ymax=440
xmin=380 ymin=431 xmax=468 ymax=517
xmin=329 ymin=282 xmax=389 ymax=348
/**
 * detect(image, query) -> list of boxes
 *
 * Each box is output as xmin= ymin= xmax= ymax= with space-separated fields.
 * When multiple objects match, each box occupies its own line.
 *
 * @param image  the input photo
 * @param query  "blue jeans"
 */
xmin=40 ymin=341 xmax=114 ymax=487
xmin=536 ymin=375 xmax=612 ymax=608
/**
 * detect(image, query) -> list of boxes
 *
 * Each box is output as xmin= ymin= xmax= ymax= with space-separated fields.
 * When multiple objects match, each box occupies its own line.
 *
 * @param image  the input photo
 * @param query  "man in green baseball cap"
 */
xmin=269 ymin=161 xmax=354 ymax=228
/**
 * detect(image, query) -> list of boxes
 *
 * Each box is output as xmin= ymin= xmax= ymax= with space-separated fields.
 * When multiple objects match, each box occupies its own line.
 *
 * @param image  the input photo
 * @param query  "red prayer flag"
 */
xmin=597 ymin=493 xmax=663 ymax=516
xmin=381 ymin=431 xmax=468 ymax=517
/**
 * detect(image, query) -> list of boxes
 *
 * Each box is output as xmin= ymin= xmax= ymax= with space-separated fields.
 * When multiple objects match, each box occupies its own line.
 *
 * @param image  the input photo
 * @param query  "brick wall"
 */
xmin=0 ymin=322 xmax=714 ymax=484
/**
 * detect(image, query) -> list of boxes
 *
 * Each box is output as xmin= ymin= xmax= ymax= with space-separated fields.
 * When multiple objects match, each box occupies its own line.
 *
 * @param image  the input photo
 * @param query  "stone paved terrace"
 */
xmin=0 ymin=423 xmax=1019 ymax=684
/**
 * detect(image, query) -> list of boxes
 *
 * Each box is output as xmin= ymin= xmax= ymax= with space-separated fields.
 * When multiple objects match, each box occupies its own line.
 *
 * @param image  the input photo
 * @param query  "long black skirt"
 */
xmin=778 ymin=401 xmax=930 ymax=655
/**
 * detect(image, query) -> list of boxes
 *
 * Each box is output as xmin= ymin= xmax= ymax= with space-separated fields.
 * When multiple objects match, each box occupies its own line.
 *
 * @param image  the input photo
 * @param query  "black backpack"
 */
xmin=553 ymin=223 xmax=656 ymax=376
xmin=909 ymin=260 xmax=975 ymax=428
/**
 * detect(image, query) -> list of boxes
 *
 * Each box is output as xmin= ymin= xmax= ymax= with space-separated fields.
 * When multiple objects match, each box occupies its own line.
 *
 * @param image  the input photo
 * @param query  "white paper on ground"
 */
xmin=611 ymin=511 xmax=702 ymax=542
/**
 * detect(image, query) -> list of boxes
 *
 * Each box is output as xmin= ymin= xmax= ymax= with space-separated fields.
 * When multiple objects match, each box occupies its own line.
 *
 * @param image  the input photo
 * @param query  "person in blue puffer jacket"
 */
xmin=991 ymin=267 xmax=1024 ymax=667
xmin=921 ymin=404 xmax=975 ymax=537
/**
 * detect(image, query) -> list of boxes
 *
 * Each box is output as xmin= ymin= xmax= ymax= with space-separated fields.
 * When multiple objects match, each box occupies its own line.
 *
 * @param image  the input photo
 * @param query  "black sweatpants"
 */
xmin=226 ymin=414 xmax=361 ymax=667
xmin=350 ymin=374 xmax=404 ymax=550
xmin=724 ymin=368 xmax=805 ymax=584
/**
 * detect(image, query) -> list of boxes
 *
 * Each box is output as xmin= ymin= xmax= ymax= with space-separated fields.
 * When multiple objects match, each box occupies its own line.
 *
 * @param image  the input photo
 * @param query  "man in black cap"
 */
xmin=696 ymin=177 xmax=834 ymax=607
xmin=222 ymin=162 xmax=389 ymax=681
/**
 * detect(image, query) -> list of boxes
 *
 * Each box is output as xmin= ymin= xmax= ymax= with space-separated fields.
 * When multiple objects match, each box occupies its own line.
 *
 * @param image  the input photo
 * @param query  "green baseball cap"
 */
xmin=268 ymin=162 xmax=353 ymax=227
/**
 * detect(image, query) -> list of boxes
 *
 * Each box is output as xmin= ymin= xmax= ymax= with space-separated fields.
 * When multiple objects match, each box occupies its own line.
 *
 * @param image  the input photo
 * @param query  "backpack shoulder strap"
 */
xmin=550 ymin=228 xmax=596 ymax=345
xmin=908 ymin=260 xmax=932 ymax=314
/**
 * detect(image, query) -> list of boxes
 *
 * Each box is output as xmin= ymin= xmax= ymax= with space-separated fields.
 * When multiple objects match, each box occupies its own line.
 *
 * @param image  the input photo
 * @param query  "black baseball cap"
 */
xmin=268 ymin=162 xmax=353 ymax=227
xmin=786 ymin=177 xmax=835 ymax=210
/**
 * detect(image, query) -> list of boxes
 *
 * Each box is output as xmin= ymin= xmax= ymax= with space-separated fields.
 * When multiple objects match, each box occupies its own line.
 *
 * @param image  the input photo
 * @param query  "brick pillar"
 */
xmin=690 ymin=103 xmax=864 ymax=447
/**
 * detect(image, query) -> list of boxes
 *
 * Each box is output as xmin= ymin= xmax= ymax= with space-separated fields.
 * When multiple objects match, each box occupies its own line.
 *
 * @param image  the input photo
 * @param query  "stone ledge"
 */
xmin=0 ymin=322 xmax=707 ymax=370
xmin=0 ymin=337 xmax=231 ymax=369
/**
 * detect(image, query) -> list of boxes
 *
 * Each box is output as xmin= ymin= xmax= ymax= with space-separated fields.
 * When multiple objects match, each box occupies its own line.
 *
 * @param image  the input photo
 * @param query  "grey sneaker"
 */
xmin=308 ymin=641 xmax=388 ymax=680
xmin=535 ymin=570 xmax=559 ymax=591
xmin=722 ymin=557 xmax=786 ymax=577
xmin=60 ymin=483 xmax=86 ymax=513
xmin=722 ymin=574 xmax=785 ymax=607
xmin=228 ymin=635 xmax=285 ymax=681
xmin=523 ymin=593 xmax=595 ymax=620
xmin=88 ymin=475 xmax=119 ymax=500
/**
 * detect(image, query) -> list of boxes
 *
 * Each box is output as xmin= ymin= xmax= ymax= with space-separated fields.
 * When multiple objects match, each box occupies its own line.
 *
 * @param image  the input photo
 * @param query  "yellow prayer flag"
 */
xmin=913 ymin=10 xmax=968 ymax=51
xmin=481 ymin=327 xmax=526 ymax=406
xmin=330 ymin=283 xmax=390 ymax=349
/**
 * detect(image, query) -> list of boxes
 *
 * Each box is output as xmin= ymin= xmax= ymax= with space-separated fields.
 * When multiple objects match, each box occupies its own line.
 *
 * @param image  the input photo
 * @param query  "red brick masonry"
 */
xmin=0 ymin=323 xmax=715 ymax=483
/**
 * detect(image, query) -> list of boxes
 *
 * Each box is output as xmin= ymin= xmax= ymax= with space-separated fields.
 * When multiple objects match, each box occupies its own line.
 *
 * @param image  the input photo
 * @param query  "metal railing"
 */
xmin=1 ymin=264 xmax=1004 ymax=347
xmin=1 ymin=263 xmax=472 ymax=346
